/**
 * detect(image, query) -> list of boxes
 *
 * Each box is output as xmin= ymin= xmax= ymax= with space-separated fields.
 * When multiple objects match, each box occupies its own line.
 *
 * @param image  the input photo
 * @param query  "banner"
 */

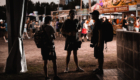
xmin=96 ymin=6 xmax=129 ymax=14
xmin=77 ymin=9 xmax=89 ymax=15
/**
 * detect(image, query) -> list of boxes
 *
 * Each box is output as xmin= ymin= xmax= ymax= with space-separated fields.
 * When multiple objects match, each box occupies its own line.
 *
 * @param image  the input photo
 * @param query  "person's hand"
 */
xmin=97 ymin=43 xmax=101 ymax=49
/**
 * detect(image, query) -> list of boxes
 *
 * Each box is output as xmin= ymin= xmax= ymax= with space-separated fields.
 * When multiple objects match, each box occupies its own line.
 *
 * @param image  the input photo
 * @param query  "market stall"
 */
xmin=91 ymin=0 xmax=138 ymax=34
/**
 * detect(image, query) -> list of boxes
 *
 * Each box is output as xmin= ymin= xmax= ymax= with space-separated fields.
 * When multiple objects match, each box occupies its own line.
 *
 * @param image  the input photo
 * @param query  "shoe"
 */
xmin=64 ymin=68 xmax=69 ymax=73
xmin=76 ymin=67 xmax=84 ymax=72
xmin=87 ymin=39 xmax=90 ymax=41
xmin=28 ymin=37 xmax=30 ymax=39
xmin=45 ymin=77 xmax=51 ymax=80
xmin=53 ymin=76 xmax=62 ymax=80
xmin=93 ymin=68 xmax=103 ymax=75
xmin=82 ymin=39 xmax=84 ymax=42
xmin=5 ymin=40 xmax=8 ymax=43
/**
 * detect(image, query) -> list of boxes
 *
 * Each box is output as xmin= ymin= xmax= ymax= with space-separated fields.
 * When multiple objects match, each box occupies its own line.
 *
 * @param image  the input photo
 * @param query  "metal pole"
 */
xmin=44 ymin=6 xmax=46 ymax=15
xmin=58 ymin=0 xmax=59 ymax=19
xmin=89 ymin=0 xmax=91 ymax=13
xmin=81 ymin=0 xmax=82 ymax=10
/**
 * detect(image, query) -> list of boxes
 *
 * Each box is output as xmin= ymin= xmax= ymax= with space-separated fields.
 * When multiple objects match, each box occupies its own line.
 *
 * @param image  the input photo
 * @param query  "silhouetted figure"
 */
xmin=122 ymin=16 xmax=128 ymax=31
xmin=41 ymin=16 xmax=61 ymax=80
xmin=90 ymin=10 xmax=104 ymax=75
xmin=61 ymin=9 xmax=84 ymax=73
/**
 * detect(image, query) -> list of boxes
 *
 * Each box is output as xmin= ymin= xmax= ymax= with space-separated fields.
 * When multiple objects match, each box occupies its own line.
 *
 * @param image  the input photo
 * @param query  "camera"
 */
xmin=90 ymin=44 xmax=95 ymax=48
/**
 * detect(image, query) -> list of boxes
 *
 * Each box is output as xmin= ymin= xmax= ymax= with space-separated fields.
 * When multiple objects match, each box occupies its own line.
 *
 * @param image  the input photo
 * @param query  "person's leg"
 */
xmin=86 ymin=34 xmax=90 ymax=41
xmin=66 ymin=51 xmax=71 ymax=68
xmin=56 ymin=32 xmax=58 ymax=36
xmin=98 ymin=58 xmax=104 ymax=70
xmin=128 ymin=26 xmax=131 ymax=31
xmin=60 ymin=34 xmax=62 ymax=37
xmin=25 ymin=32 xmax=30 ymax=39
xmin=73 ymin=50 xmax=78 ymax=68
xmin=81 ymin=34 xmax=84 ymax=42
xmin=3 ymin=36 xmax=8 ymax=42
xmin=44 ymin=60 xmax=49 ymax=77
xmin=73 ymin=50 xmax=84 ymax=71
xmin=52 ymin=59 xmax=57 ymax=77
xmin=64 ymin=50 xmax=71 ymax=72
xmin=22 ymin=33 xmax=25 ymax=39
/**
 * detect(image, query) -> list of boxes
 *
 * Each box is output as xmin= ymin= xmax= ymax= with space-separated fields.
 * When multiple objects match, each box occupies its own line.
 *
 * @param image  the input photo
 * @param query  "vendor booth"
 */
xmin=91 ymin=0 xmax=138 ymax=34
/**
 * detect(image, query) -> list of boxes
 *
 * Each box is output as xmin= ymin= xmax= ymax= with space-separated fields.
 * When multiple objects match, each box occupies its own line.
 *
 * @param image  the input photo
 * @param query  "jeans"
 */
xmin=128 ymin=26 xmax=133 ymax=31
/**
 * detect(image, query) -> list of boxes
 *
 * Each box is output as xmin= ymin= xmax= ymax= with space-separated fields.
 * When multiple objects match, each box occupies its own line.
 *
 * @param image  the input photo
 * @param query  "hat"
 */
xmin=83 ymin=16 xmax=86 ymax=19
xmin=90 ymin=10 xmax=100 ymax=16
xmin=131 ymin=14 xmax=134 ymax=16
xmin=69 ymin=9 xmax=75 ymax=15
xmin=45 ymin=16 xmax=52 ymax=21
xmin=0 ymin=19 xmax=3 ymax=22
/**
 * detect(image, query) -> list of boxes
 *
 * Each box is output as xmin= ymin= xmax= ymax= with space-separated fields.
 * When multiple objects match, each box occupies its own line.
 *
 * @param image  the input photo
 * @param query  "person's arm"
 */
xmin=1 ymin=26 xmax=6 ymax=29
xmin=125 ymin=20 xmax=128 ymax=25
xmin=98 ymin=26 xmax=103 ymax=48
xmin=45 ymin=27 xmax=55 ymax=44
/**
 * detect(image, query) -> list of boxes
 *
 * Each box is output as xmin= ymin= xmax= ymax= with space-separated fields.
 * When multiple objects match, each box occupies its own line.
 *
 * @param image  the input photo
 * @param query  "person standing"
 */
xmin=41 ymin=16 xmax=61 ymax=80
xmin=23 ymin=21 xmax=30 ymax=39
xmin=135 ymin=17 xmax=140 ymax=32
xmin=56 ymin=19 xmax=60 ymax=37
xmin=90 ymin=10 xmax=104 ymax=74
xmin=31 ymin=20 xmax=36 ymax=38
xmin=128 ymin=14 xmax=135 ymax=31
xmin=34 ymin=21 xmax=40 ymax=33
xmin=0 ymin=20 xmax=8 ymax=42
xmin=61 ymin=9 xmax=84 ymax=73
xmin=88 ymin=17 xmax=94 ymax=31
xmin=81 ymin=20 xmax=90 ymax=42
xmin=122 ymin=16 xmax=128 ymax=31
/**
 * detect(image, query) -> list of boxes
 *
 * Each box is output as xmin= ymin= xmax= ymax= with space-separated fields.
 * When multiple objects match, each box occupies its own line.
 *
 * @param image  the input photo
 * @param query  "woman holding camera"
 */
xmin=61 ymin=10 xmax=84 ymax=73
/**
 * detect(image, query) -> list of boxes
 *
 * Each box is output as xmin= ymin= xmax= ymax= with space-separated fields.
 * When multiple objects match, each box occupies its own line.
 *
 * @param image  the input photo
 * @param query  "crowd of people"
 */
xmin=1 ymin=9 xmax=140 ymax=80
xmin=122 ymin=14 xmax=140 ymax=32
xmin=34 ymin=9 xmax=113 ymax=80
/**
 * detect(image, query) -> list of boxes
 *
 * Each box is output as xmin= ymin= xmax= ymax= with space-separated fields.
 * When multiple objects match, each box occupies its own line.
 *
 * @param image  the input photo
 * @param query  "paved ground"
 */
xmin=0 ymin=35 xmax=117 ymax=80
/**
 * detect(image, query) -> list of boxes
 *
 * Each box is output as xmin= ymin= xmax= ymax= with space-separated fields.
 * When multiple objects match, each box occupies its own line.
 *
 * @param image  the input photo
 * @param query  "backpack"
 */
xmin=102 ymin=22 xmax=113 ymax=43
xmin=34 ymin=25 xmax=48 ymax=48
xmin=101 ymin=22 xmax=113 ymax=52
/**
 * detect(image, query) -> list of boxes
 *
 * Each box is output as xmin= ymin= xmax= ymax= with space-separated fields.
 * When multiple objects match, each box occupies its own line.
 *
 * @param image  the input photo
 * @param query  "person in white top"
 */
xmin=88 ymin=18 xmax=94 ymax=30
xmin=23 ymin=21 xmax=30 ymax=39
xmin=81 ymin=20 xmax=90 ymax=42
xmin=135 ymin=17 xmax=140 ymax=32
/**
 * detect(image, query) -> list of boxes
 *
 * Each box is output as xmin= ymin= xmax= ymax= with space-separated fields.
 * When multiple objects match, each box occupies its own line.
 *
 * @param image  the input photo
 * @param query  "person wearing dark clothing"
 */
xmin=61 ymin=9 xmax=84 ymax=73
xmin=90 ymin=10 xmax=104 ymax=75
xmin=56 ymin=19 xmax=60 ymax=35
xmin=0 ymin=20 xmax=8 ymax=42
xmin=41 ymin=16 xmax=61 ymax=80
xmin=128 ymin=14 xmax=135 ymax=31
xmin=56 ymin=19 xmax=63 ymax=37
xmin=122 ymin=16 xmax=128 ymax=31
